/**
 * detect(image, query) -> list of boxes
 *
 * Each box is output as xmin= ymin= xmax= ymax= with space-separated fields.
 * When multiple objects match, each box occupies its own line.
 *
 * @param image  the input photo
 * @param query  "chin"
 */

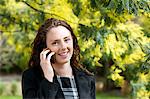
xmin=55 ymin=58 xmax=69 ymax=64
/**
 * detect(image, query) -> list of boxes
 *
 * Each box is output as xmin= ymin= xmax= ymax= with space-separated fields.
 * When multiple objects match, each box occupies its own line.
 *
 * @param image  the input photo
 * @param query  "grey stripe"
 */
xmin=62 ymin=88 xmax=77 ymax=91
xmin=63 ymin=91 xmax=78 ymax=95
xmin=70 ymin=77 xmax=79 ymax=99
xmin=57 ymin=76 xmax=63 ymax=88
xmin=63 ymin=91 xmax=78 ymax=96
xmin=56 ymin=76 xmax=79 ymax=99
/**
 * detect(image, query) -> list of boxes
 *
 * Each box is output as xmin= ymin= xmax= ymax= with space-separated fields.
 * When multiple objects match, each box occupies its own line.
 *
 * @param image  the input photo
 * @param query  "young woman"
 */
xmin=22 ymin=18 xmax=95 ymax=99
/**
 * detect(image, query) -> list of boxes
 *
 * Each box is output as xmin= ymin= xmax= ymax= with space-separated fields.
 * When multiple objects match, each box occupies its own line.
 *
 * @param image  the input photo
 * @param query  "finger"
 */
xmin=43 ymin=48 xmax=49 ymax=51
xmin=40 ymin=51 xmax=44 ymax=60
xmin=47 ymin=52 xmax=55 ymax=61
xmin=40 ymin=49 xmax=50 ymax=60
xmin=42 ymin=50 xmax=50 ymax=60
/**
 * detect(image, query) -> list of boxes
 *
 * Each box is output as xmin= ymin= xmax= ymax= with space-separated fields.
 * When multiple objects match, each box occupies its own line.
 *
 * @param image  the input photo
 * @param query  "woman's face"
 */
xmin=46 ymin=26 xmax=73 ymax=64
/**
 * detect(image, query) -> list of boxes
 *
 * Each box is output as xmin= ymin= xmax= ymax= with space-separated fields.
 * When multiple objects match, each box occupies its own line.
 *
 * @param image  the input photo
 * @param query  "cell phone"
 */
xmin=46 ymin=51 xmax=56 ymax=64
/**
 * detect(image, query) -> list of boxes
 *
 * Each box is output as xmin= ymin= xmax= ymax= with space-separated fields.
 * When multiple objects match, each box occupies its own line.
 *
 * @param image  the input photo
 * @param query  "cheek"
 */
xmin=46 ymin=45 xmax=58 ymax=52
xmin=49 ymin=47 xmax=59 ymax=52
xmin=67 ymin=43 xmax=73 ymax=51
xmin=71 ymin=44 xmax=74 ymax=51
xmin=69 ymin=40 xmax=73 ymax=48
xmin=69 ymin=45 xmax=74 ymax=55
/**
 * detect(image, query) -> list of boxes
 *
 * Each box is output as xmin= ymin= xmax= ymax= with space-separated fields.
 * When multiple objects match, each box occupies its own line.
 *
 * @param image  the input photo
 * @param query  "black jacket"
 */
xmin=22 ymin=66 xmax=95 ymax=99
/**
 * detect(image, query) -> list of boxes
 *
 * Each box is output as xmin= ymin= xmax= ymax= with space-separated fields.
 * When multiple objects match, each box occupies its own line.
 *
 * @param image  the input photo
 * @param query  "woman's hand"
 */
xmin=40 ymin=48 xmax=55 ymax=82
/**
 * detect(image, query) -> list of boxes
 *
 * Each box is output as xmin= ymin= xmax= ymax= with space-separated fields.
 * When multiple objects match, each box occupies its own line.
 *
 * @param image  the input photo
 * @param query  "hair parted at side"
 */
xmin=28 ymin=18 xmax=81 ymax=69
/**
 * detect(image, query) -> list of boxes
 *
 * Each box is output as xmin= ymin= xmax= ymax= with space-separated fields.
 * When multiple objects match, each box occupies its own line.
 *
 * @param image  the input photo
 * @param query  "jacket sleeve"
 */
xmin=91 ymin=76 xmax=96 ymax=99
xmin=22 ymin=70 xmax=59 ymax=99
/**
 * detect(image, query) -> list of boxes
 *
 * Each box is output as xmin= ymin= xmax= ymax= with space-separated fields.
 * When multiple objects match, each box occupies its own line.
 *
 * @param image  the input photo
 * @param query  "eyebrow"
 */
xmin=50 ymin=36 xmax=71 ymax=42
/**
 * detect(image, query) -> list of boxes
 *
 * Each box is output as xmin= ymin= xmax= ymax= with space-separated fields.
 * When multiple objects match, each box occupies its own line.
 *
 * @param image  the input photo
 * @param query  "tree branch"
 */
xmin=22 ymin=1 xmax=79 ymax=24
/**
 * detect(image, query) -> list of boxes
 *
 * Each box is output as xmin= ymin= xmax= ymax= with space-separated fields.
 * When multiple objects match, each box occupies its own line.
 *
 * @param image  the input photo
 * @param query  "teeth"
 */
xmin=60 ymin=52 xmax=67 ymax=56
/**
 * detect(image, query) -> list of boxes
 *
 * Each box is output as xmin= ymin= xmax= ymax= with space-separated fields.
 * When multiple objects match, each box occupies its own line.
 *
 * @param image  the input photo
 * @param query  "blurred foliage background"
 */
xmin=0 ymin=0 xmax=150 ymax=98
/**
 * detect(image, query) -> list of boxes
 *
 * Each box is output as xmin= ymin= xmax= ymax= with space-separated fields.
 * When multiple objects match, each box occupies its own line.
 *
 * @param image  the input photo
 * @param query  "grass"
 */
xmin=96 ymin=92 xmax=127 ymax=99
xmin=0 ymin=96 xmax=21 ymax=99
xmin=0 ymin=93 xmax=127 ymax=99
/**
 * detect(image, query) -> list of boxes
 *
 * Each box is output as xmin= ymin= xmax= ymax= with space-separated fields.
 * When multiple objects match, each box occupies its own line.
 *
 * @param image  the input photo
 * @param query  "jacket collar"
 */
xmin=72 ymin=66 xmax=90 ymax=98
xmin=53 ymin=66 xmax=90 ymax=99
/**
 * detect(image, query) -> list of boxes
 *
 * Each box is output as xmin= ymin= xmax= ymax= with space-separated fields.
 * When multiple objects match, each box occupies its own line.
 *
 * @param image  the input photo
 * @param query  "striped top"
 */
xmin=57 ymin=76 xmax=79 ymax=99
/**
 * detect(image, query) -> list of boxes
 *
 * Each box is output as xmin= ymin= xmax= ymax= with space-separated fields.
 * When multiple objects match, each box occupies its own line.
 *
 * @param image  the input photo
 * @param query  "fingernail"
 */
xmin=52 ymin=52 xmax=55 ymax=54
xmin=43 ymin=48 xmax=49 ymax=51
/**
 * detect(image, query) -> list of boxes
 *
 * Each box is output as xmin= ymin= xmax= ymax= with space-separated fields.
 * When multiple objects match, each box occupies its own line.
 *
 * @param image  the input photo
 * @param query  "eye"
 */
xmin=52 ymin=41 xmax=58 ymax=45
xmin=65 ymin=38 xmax=71 ymax=42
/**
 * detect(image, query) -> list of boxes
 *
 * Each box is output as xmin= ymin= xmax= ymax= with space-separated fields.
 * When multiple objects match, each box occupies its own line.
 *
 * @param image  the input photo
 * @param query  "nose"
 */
xmin=60 ymin=41 xmax=67 ymax=50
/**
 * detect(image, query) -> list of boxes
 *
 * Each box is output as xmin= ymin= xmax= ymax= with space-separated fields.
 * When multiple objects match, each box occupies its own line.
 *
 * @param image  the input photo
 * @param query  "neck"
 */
xmin=52 ymin=62 xmax=73 ymax=77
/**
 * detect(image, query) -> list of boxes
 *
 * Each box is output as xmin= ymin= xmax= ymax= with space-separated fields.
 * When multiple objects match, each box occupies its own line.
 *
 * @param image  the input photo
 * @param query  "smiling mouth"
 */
xmin=59 ymin=52 xmax=68 ymax=56
xmin=58 ymin=51 xmax=69 ymax=59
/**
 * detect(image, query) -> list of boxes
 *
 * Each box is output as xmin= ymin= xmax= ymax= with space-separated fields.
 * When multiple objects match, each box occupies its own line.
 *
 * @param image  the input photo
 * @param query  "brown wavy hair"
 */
xmin=28 ymin=18 xmax=81 ymax=69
